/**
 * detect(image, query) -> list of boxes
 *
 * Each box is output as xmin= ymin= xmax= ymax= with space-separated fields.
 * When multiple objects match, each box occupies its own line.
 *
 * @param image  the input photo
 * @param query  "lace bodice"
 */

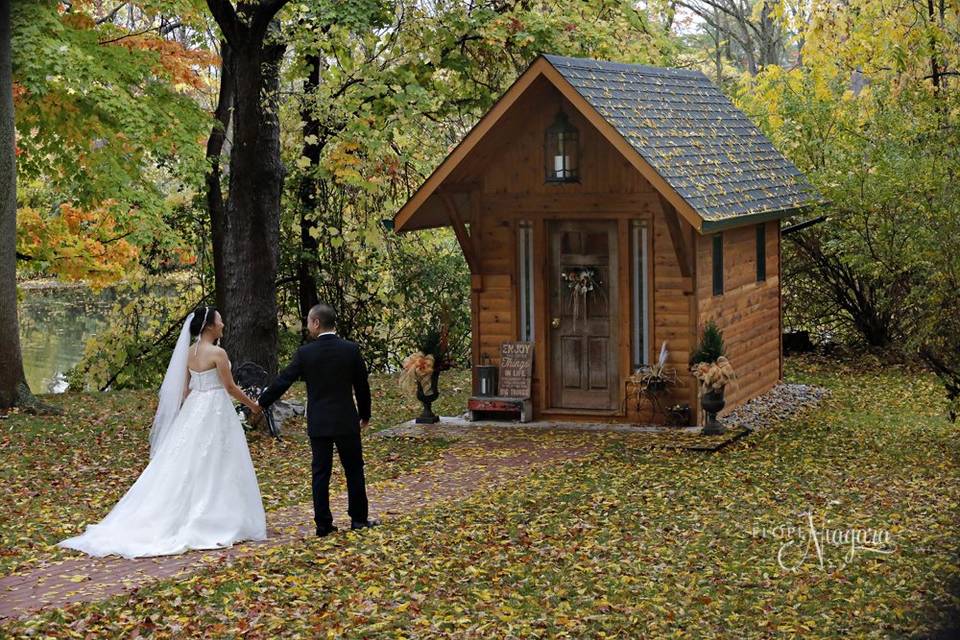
xmin=189 ymin=367 xmax=225 ymax=392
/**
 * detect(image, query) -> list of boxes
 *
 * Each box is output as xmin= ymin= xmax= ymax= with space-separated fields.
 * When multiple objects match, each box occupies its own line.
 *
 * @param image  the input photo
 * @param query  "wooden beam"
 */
xmin=393 ymin=58 xmax=554 ymax=232
xmin=658 ymin=195 xmax=694 ymax=288
xmin=481 ymin=192 xmax=656 ymax=214
xmin=468 ymin=190 xmax=484 ymax=294
xmin=470 ymin=285 xmax=481 ymax=385
xmin=777 ymin=221 xmax=784 ymax=382
xmin=439 ymin=190 xmax=480 ymax=276
xmin=690 ymin=233 xmax=701 ymax=425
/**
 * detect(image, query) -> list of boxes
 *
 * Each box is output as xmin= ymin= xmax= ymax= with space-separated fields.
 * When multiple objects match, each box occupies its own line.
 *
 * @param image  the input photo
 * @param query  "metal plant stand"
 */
xmin=626 ymin=367 xmax=678 ymax=424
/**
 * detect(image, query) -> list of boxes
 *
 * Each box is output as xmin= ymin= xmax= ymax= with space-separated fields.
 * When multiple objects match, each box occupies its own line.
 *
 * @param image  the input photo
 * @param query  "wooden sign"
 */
xmin=498 ymin=341 xmax=534 ymax=398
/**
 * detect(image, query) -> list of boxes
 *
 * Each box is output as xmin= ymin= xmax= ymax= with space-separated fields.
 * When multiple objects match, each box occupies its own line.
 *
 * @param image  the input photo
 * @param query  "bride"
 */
xmin=58 ymin=306 xmax=267 ymax=558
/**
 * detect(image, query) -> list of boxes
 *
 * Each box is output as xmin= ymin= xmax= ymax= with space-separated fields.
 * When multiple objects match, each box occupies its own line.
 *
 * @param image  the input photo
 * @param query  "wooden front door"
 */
xmin=548 ymin=221 xmax=620 ymax=410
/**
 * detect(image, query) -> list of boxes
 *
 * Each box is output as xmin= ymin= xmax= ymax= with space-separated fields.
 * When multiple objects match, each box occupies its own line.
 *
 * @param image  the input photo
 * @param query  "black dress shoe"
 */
xmin=350 ymin=519 xmax=380 ymax=530
xmin=316 ymin=524 xmax=339 ymax=537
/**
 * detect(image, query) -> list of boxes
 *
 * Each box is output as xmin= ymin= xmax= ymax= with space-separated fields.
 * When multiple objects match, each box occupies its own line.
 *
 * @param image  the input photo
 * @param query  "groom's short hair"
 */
xmin=309 ymin=303 xmax=336 ymax=330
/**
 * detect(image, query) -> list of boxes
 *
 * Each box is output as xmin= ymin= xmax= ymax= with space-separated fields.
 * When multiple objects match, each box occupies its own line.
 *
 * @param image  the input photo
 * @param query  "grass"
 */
xmin=2 ymin=358 xmax=960 ymax=638
xmin=0 ymin=369 xmax=471 ymax=575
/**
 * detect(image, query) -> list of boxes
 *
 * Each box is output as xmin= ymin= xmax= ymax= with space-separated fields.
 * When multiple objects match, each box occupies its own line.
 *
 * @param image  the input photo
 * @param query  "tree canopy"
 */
xmin=5 ymin=0 xmax=959 ymax=415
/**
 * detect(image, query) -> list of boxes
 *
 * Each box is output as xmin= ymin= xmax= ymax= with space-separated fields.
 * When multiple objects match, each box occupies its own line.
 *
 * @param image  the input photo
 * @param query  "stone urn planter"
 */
xmin=415 ymin=369 xmax=442 ymax=424
xmin=690 ymin=322 xmax=737 ymax=437
xmin=700 ymin=386 xmax=726 ymax=435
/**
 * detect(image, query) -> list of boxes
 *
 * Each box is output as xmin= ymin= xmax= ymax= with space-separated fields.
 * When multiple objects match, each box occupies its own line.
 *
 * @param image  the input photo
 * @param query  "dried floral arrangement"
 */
xmin=399 ymin=320 xmax=451 ymax=398
xmin=690 ymin=321 xmax=737 ymax=394
xmin=628 ymin=342 xmax=676 ymax=390
xmin=691 ymin=356 xmax=737 ymax=392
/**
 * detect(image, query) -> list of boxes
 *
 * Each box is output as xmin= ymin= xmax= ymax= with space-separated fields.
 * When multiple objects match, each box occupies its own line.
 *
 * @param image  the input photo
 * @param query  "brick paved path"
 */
xmin=0 ymin=432 xmax=594 ymax=620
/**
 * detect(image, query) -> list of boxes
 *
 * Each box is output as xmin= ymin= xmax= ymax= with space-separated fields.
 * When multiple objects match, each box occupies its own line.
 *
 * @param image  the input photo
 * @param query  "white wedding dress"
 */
xmin=58 ymin=366 xmax=267 ymax=559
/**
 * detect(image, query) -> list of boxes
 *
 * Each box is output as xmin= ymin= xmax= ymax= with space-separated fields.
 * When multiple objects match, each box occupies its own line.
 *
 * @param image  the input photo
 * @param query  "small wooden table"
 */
xmin=468 ymin=342 xmax=534 ymax=423
xmin=467 ymin=396 xmax=534 ymax=423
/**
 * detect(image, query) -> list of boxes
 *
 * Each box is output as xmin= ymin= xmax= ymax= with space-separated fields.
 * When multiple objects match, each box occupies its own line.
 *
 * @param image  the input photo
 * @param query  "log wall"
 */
xmin=695 ymin=222 xmax=782 ymax=416
xmin=439 ymin=75 xmax=780 ymax=423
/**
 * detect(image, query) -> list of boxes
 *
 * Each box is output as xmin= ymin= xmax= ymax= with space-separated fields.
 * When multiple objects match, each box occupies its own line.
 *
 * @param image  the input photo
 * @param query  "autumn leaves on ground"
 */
xmin=1 ymin=357 xmax=959 ymax=638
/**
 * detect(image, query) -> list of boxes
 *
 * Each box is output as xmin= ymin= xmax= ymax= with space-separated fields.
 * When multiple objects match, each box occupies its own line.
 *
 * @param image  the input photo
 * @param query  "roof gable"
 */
xmin=393 ymin=54 xmax=825 ymax=233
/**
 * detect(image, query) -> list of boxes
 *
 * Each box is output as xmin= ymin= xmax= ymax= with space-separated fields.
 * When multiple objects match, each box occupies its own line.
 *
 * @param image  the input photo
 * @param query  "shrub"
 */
xmin=690 ymin=321 xmax=726 ymax=366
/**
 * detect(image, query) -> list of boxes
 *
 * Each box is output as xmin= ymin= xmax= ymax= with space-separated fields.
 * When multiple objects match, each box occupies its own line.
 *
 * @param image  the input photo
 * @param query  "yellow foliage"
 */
xmin=17 ymin=202 xmax=141 ymax=288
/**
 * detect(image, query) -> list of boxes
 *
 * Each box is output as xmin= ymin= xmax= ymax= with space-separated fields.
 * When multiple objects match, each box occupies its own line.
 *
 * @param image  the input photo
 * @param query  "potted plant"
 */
xmin=400 ymin=321 xmax=452 ymax=424
xmin=690 ymin=321 xmax=737 ymax=435
xmin=665 ymin=403 xmax=691 ymax=427
xmin=626 ymin=342 xmax=678 ymax=416
xmin=632 ymin=342 xmax=672 ymax=392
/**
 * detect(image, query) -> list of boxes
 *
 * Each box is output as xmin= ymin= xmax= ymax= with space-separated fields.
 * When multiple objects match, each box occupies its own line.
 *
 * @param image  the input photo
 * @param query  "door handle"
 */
xmin=551 ymin=317 xmax=561 ymax=329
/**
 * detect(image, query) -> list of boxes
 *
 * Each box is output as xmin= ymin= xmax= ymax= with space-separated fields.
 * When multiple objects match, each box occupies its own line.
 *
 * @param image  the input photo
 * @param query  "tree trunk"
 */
xmin=206 ymin=40 xmax=233 ymax=313
xmin=0 ymin=2 xmax=56 ymax=413
xmin=219 ymin=36 xmax=285 ymax=375
xmin=0 ymin=0 xmax=24 ymax=408
xmin=206 ymin=1 xmax=290 ymax=375
xmin=928 ymin=0 xmax=941 ymax=94
xmin=296 ymin=52 xmax=321 ymax=338
xmin=919 ymin=346 xmax=959 ymax=422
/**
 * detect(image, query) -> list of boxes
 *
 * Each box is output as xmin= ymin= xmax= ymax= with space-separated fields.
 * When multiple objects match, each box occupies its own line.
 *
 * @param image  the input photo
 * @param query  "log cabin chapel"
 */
xmin=392 ymin=54 xmax=826 ymax=426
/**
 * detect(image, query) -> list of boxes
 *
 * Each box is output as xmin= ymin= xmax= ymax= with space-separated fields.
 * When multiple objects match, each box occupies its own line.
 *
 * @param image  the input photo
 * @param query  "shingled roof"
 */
xmin=393 ymin=54 xmax=826 ymax=234
xmin=542 ymin=54 xmax=826 ymax=228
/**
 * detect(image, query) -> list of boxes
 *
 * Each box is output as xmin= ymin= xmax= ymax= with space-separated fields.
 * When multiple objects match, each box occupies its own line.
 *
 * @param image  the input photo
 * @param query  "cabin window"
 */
xmin=544 ymin=111 xmax=579 ymax=182
xmin=631 ymin=220 xmax=649 ymax=368
xmin=756 ymin=223 xmax=767 ymax=282
xmin=712 ymin=233 xmax=724 ymax=296
xmin=517 ymin=221 xmax=535 ymax=341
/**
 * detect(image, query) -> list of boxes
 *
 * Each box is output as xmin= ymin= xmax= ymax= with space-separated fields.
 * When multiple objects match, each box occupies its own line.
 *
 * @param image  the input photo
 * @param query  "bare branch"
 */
xmin=95 ymin=2 xmax=127 ymax=25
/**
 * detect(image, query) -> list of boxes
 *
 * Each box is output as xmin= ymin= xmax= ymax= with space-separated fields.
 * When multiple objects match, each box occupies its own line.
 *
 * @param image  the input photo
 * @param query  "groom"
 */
xmin=257 ymin=303 xmax=376 ymax=536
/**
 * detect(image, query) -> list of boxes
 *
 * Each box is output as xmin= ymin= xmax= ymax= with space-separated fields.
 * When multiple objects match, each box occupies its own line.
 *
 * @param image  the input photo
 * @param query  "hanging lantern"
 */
xmin=544 ymin=110 xmax=579 ymax=182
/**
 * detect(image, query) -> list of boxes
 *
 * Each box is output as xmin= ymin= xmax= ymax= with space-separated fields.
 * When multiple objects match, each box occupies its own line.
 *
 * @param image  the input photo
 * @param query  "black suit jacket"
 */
xmin=258 ymin=334 xmax=372 ymax=438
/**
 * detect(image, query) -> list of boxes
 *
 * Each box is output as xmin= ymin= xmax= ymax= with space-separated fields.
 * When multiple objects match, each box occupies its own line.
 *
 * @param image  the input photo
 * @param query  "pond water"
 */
xmin=19 ymin=285 xmax=117 ymax=393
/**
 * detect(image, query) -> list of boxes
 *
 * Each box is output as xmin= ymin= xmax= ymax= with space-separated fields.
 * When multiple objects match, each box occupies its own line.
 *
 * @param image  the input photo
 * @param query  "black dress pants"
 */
xmin=310 ymin=432 xmax=368 ymax=528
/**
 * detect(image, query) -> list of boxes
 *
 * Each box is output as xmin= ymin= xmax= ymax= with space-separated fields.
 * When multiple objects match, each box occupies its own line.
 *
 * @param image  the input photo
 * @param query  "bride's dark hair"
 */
xmin=189 ymin=306 xmax=218 ymax=338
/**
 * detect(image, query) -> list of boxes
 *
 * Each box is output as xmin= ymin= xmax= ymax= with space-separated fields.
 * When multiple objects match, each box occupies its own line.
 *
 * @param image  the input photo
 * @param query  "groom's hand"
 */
xmin=359 ymin=419 xmax=369 ymax=431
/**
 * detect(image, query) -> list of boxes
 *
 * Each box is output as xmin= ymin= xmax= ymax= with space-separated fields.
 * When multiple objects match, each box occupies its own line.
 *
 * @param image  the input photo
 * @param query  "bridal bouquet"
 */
xmin=233 ymin=361 xmax=282 ymax=439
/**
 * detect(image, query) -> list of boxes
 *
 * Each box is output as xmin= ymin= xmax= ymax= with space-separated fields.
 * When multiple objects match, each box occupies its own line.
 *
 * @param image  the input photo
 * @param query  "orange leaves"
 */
xmin=11 ymin=82 xmax=26 ymax=105
xmin=109 ymin=35 xmax=219 ymax=90
xmin=61 ymin=12 xmax=95 ymax=30
xmin=17 ymin=202 xmax=140 ymax=288
xmin=174 ymin=247 xmax=198 ymax=267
